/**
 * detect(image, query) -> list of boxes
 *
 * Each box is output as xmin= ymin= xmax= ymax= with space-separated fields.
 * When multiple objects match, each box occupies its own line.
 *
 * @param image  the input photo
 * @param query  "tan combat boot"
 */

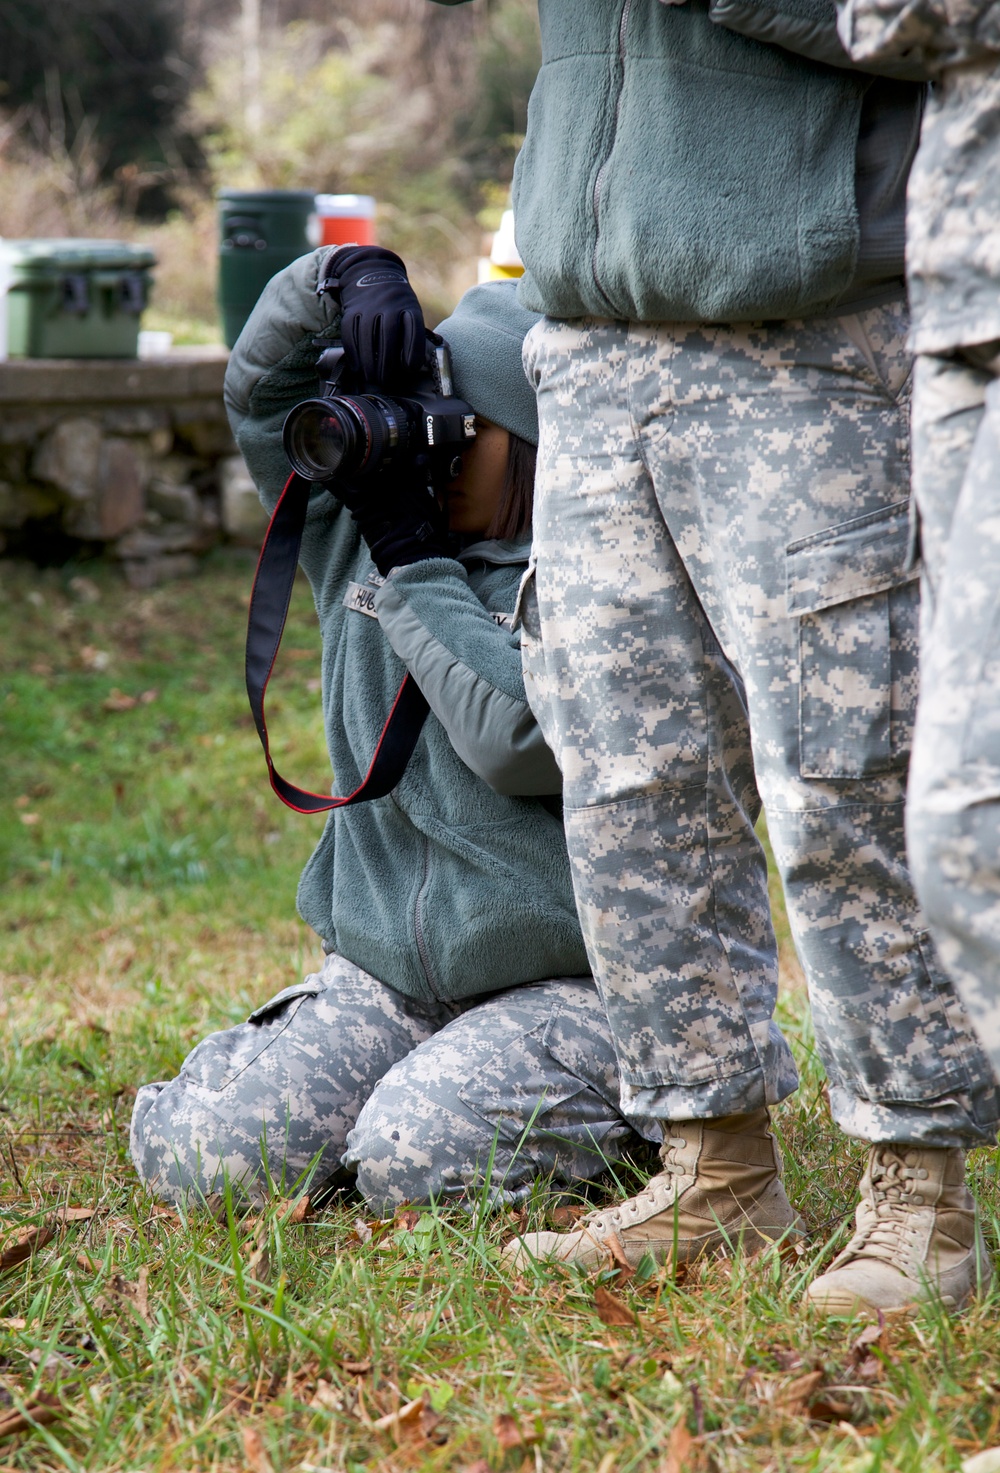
xmin=806 ymin=1144 xmax=992 ymax=1316
xmin=502 ymin=1109 xmax=801 ymax=1271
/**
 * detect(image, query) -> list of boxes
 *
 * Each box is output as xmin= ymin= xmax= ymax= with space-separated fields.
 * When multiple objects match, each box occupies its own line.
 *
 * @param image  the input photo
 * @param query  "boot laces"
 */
xmin=844 ymin=1152 xmax=929 ymax=1268
xmin=584 ymin=1134 xmax=692 ymax=1232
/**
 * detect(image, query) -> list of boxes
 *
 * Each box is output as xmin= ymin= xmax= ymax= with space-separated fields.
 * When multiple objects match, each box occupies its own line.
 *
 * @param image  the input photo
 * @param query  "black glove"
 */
xmin=332 ymin=475 xmax=448 ymax=578
xmin=318 ymin=246 xmax=426 ymax=386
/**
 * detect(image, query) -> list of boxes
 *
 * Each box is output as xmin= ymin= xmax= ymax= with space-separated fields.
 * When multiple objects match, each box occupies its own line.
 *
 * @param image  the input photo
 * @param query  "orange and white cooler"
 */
xmin=308 ymin=195 xmax=377 ymax=249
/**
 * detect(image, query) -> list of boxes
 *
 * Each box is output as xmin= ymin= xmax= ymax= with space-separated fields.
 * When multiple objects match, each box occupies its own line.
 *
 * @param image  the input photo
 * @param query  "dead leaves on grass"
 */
xmin=594 ymin=1284 xmax=639 ymax=1328
xmin=0 ymin=1390 xmax=65 ymax=1444
xmin=0 ymin=1205 xmax=96 ymax=1275
xmin=493 ymin=1410 xmax=543 ymax=1450
xmin=101 ymin=687 xmax=158 ymax=713
xmin=241 ymin=1425 xmax=276 ymax=1473
xmin=656 ymin=1419 xmax=710 ymax=1473
xmin=749 ymin=1316 xmax=896 ymax=1426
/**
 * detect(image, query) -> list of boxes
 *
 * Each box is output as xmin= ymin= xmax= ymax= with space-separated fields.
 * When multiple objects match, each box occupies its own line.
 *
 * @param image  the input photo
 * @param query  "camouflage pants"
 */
xmin=907 ymin=346 xmax=1000 ymax=1082
xmin=521 ymin=303 xmax=1000 ymax=1147
xmin=129 ymin=953 xmax=657 ymax=1212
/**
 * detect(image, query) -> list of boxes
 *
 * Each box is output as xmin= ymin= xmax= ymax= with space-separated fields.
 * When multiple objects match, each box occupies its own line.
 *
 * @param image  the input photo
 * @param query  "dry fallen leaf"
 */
xmin=395 ymin=1208 xmax=421 ymax=1232
xmin=280 ymin=1194 xmax=311 ymax=1225
xmin=656 ymin=1419 xmax=706 ymax=1473
xmin=772 ymin=1347 xmax=806 ymax=1373
xmin=493 ymin=1412 xmax=542 ymax=1450
xmin=308 ymin=1379 xmax=343 ymax=1413
xmin=776 ymin=1369 xmax=825 ymax=1417
xmin=370 ymin=1396 xmax=425 ymax=1434
xmin=241 ymin=1424 xmax=275 ymax=1473
xmin=340 ymin=1359 xmax=372 ymax=1376
xmin=594 ymin=1284 xmax=638 ymax=1328
xmin=58 ymin=1206 xmax=97 ymax=1224
xmin=550 ymin=1204 xmax=587 ymax=1228
xmin=460 ymin=1462 xmax=490 ymax=1473
xmin=0 ymin=1318 xmax=27 ymax=1331
xmin=0 ymin=1391 xmax=64 ymax=1443
xmin=849 ymin=1318 xmax=889 ymax=1377
xmin=602 ymin=1228 xmax=637 ymax=1279
xmin=102 ymin=688 xmax=137 ymax=712
xmin=0 ymin=1223 xmax=56 ymax=1274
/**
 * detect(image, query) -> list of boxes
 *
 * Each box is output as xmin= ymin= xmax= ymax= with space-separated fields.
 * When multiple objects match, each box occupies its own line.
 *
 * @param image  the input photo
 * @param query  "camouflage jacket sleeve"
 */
xmin=836 ymin=0 xmax=1000 ymax=72
xmin=709 ymin=0 xmax=932 ymax=73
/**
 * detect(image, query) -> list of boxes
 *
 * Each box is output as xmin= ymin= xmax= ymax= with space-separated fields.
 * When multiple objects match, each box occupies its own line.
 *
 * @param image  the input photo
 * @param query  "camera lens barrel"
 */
xmin=282 ymin=394 xmax=410 ymax=483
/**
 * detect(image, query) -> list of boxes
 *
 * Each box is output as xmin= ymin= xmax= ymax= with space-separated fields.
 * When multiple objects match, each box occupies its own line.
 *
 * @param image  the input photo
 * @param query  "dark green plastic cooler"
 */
xmin=1 ymin=239 xmax=156 ymax=358
xmin=218 ymin=189 xmax=316 ymax=348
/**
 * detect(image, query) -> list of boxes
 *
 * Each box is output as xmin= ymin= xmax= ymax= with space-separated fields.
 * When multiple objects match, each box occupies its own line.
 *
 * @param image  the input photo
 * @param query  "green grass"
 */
xmin=2 ymin=556 xmax=1000 ymax=1472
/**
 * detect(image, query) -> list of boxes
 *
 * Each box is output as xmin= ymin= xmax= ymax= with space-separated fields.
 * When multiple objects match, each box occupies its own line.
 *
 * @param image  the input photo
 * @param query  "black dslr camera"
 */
xmin=282 ymin=337 xmax=477 ymax=487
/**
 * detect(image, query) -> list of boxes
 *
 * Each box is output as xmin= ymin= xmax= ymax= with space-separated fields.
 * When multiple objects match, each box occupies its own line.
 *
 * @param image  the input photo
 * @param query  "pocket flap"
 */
xmin=786 ymin=500 xmax=916 ymax=617
xmin=247 ymin=979 xmax=322 ymax=1025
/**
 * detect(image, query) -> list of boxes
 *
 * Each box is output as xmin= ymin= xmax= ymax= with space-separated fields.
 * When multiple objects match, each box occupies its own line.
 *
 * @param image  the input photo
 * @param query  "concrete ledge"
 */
xmin=0 ymin=347 xmax=229 ymax=403
xmin=0 ymin=345 xmax=271 ymax=581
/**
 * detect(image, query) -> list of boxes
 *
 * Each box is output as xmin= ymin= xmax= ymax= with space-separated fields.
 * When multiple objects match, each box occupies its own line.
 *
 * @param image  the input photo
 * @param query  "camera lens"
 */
xmin=283 ymin=399 xmax=366 ymax=482
xmin=283 ymin=394 xmax=411 ymax=483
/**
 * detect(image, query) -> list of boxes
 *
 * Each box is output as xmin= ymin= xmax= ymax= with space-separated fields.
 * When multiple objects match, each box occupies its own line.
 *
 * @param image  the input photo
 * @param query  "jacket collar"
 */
xmin=456 ymin=534 xmax=532 ymax=568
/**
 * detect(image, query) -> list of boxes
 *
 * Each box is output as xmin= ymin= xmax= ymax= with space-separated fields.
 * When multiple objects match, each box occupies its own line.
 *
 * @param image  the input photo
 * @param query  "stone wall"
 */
xmin=0 ymin=350 xmax=270 ymax=586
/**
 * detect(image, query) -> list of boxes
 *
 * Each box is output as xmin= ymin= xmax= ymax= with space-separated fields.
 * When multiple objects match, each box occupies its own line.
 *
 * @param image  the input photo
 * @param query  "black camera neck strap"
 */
xmin=245 ymin=472 xmax=429 ymax=814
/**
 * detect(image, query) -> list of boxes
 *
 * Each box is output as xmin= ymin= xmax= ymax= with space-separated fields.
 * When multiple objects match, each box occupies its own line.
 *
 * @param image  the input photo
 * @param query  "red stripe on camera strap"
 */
xmin=245 ymin=472 xmax=429 ymax=814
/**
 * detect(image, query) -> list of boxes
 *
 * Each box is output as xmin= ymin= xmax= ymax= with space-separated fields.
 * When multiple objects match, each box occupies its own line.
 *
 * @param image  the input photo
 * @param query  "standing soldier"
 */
xmin=427 ymin=0 xmax=1000 ymax=1315
xmin=836 ymin=4 xmax=1000 ymax=1076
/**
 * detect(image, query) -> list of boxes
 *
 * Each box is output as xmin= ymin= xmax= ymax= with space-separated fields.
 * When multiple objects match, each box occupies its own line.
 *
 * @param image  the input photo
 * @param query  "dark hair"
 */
xmin=485 ymin=432 xmax=536 ymax=541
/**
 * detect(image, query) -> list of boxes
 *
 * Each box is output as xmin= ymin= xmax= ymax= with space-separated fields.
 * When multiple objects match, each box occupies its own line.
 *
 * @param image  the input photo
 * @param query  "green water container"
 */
xmin=1 ymin=239 xmax=156 ymax=359
xmin=218 ymin=189 xmax=316 ymax=349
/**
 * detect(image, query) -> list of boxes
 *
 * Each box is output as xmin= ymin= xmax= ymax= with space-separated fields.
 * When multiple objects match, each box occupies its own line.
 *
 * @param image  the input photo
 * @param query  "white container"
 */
xmin=138 ymin=329 xmax=173 ymax=358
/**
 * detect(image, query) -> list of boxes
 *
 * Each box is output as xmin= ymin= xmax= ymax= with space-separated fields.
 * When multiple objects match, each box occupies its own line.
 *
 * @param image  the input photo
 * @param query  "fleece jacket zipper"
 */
xmin=413 ymin=831 xmax=441 ymax=1002
xmin=591 ymin=0 xmax=634 ymax=313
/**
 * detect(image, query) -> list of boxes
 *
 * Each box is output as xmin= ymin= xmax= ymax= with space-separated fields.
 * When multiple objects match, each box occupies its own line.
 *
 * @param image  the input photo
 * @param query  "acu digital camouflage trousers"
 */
xmin=129 ymin=953 xmax=657 ymax=1211
xmin=520 ymin=301 xmax=1000 ymax=1147
xmin=907 ymin=347 xmax=1000 ymax=1084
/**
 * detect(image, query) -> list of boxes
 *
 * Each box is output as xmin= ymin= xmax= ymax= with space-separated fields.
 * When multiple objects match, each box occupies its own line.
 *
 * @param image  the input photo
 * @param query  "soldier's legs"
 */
xmin=907 ymin=347 xmax=1000 ymax=1080
xmin=516 ymin=307 xmax=998 ymax=1300
xmin=130 ymin=952 xmax=455 ymax=1206
xmin=346 ymin=976 xmax=658 ymax=1211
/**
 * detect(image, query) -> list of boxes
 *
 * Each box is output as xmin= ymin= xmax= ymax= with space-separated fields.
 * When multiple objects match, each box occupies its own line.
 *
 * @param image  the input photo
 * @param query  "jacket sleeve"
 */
xmin=374 ymin=558 xmax=563 ymax=796
xmin=224 ymin=249 xmax=360 ymax=594
xmin=834 ymin=0 xmax=1000 ymax=71
xmin=707 ymin=0 xmax=935 ymax=74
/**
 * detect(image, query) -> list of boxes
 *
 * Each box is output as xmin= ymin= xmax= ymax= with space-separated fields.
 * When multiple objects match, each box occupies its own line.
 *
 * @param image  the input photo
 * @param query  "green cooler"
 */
xmin=1 ymin=239 xmax=156 ymax=358
xmin=218 ymin=189 xmax=316 ymax=349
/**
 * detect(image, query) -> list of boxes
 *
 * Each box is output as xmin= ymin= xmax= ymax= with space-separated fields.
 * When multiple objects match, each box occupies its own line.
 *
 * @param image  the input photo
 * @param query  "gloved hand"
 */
xmin=318 ymin=246 xmax=426 ymax=386
xmin=332 ymin=473 xmax=448 ymax=578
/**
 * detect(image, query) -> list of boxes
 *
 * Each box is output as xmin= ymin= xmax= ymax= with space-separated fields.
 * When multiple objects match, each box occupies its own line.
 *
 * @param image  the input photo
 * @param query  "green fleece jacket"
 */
xmin=224 ymin=256 xmax=588 ymax=1005
xmin=432 ymin=0 xmax=921 ymax=321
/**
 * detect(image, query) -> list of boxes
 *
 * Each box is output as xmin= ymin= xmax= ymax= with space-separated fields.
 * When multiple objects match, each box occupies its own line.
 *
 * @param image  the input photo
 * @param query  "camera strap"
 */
xmin=245 ymin=471 xmax=429 ymax=814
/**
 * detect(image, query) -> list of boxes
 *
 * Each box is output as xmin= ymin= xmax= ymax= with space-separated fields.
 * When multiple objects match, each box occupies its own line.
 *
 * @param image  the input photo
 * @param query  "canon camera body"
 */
xmin=282 ymin=337 xmax=476 ymax=488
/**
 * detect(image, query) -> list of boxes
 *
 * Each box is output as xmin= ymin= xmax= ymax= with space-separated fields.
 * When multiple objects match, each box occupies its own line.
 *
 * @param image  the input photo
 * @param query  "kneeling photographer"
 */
xmin=130 ymin=246 xmax=657 ymax=1211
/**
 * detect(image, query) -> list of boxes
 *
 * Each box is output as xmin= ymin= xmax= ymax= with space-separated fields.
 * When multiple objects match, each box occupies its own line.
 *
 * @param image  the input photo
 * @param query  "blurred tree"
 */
xmin=0 ymin=0 xmax=203 ymax=213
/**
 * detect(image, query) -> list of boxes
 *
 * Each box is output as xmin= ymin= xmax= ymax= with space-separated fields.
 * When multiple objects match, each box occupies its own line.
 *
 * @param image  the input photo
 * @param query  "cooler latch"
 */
xmin=60 ymin=274 xmax=90 ymax=315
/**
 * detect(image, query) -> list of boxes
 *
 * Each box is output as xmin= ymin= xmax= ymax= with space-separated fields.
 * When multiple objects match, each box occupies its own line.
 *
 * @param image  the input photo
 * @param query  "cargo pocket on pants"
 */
xmin=786 ymin=500 xmax=919 ymax=780
xmin=457 ymin=1012 xmax=621 ymax=1150
xmin=191 ymin=980 xmax=324 ymax=1092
